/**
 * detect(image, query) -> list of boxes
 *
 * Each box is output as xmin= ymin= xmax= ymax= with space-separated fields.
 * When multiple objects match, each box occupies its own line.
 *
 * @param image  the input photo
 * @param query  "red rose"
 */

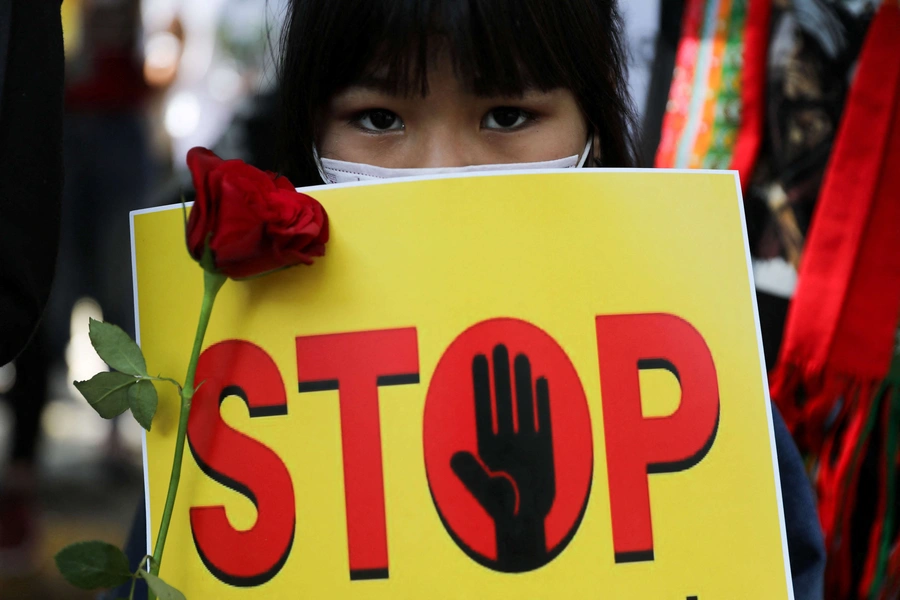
xmin=185 ymin=147 xmax=329 ymax=279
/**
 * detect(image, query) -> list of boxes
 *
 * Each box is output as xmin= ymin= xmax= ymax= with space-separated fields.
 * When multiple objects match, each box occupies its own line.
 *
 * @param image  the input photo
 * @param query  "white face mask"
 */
xmin=316 ymin=139 xmax=593 ymax=185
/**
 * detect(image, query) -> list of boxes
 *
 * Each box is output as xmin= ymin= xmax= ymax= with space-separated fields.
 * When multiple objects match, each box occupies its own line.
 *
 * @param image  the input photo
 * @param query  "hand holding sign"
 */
xmin=451 ymin=345 xmax=556 ymax=572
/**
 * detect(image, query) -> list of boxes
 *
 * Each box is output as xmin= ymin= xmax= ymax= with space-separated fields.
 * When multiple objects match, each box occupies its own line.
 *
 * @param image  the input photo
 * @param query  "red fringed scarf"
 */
xmin=769 ymin=4 xmax=900 ymax=599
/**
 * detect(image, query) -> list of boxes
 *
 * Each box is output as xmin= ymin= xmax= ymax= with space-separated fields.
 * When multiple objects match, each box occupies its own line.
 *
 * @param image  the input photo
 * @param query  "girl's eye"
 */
xmin=482 ymin=107 xmax=532 ymax=130
xmin=354 ymin=109 xmax=403 ymax=132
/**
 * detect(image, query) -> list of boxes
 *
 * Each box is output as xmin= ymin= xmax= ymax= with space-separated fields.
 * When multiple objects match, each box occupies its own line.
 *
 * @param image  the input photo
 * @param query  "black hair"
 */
xmin=276 ymin=0 xmax=637 ymax=185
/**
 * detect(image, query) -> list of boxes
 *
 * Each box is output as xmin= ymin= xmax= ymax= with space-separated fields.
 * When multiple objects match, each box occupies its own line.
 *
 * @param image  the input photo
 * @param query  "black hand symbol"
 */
xmin=451 ymin=344 xmax=556 ymax=572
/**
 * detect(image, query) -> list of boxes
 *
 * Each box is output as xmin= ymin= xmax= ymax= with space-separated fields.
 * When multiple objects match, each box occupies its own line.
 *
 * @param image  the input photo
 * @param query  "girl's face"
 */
xmin=318 ymin=55 xmax=590 ymax=168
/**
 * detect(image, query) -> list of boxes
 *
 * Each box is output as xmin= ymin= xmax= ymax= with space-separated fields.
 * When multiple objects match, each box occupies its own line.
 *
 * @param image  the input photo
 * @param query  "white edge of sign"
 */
xmin=130 ymin=210 xmax=154 ymax=565
xmin=130 ymin=168 xmax=795 ymax=592
xmin=733 ymin=172 xmax=796 ymax=600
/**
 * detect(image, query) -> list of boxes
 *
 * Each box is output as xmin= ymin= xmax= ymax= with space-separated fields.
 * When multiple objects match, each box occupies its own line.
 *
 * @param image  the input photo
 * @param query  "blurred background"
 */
xmin=0 ymin=0 xmax=288 ymax=596
xmin=0 ymin=0 xmax=894 ymax=598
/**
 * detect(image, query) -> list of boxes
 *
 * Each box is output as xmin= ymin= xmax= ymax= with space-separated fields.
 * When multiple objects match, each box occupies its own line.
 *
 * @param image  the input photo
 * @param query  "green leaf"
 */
xmin=54 ymin=541 xmax=132 ymax=590
xmin=89 ymin=319 xmax=148 ymax=377
xmin=139 ymin=571 xmax=187 ymax=600
xmin=129 ymin=380 xmax=159 ymax=431
xmin=74 ymin=371 xmax=137 ymax=419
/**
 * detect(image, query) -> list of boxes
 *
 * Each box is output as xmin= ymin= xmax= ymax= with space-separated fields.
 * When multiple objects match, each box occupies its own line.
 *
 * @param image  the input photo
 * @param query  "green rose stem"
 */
xmin=149 ymin=269 xmax=226 ymax=592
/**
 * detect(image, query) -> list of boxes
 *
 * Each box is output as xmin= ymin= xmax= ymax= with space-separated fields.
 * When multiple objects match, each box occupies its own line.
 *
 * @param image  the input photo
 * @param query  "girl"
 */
xmin=114 ymin=1 xmax=825 ymax=598
xmin=274 ymin=0 xmax=826 ymax=597
xmin=275 ymin=0 xmax=635 ymax=182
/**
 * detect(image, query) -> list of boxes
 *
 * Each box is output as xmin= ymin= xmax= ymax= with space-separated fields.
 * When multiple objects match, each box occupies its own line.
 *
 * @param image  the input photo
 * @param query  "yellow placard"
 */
xmin=133 ymin=170 xmax=792 ymax=599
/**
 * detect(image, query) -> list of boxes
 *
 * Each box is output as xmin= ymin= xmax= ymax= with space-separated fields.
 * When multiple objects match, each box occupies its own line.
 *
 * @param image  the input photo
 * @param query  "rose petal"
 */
xmin=187 ymin=147 xmax=223 ymax=181
xmin=210 ymin=185 xmax=267 ymax=260
xmin=184 ymin=148 xmax=327 ymax=277
xmin=185 ymin=148 xmax=226 ymax=260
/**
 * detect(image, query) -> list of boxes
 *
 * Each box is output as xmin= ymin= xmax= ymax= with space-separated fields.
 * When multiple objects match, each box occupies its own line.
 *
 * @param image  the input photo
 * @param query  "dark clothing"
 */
xmin=6 ymin=338 xmax=47 ymax=461
xmin=773 ymin=403 xmax=826 ymax=600
xmin=4 ymin=0 xmax=151 ymax=463
xmin=0 ymin=0 xmax=64 ymax=365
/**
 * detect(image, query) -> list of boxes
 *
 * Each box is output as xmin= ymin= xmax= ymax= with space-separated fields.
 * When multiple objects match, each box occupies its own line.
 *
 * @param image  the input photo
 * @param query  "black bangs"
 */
xmin=292 ymin=0 xmax=604 ymax=98
xmin=278 ymin=0 xmax=636 ymax=184
xmin=356 ymin=0 xmax=583 ymax=98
